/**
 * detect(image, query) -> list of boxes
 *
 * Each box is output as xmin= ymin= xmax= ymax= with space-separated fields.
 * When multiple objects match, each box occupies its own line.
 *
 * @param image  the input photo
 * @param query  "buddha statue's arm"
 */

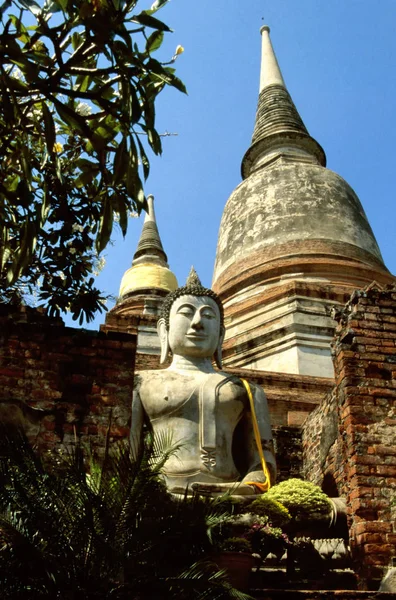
xmin=130 ymin=385 xmax=144 ymax=461
xmin=240 ymin=383 xmax=276 ymax=487
xmin=192 ymin=382 xmax=276 ymax=498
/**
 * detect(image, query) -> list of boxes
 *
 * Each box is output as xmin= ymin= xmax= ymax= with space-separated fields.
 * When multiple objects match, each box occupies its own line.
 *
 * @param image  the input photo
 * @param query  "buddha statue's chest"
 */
xmin=138 ymin=371 xmax=246 ymax=425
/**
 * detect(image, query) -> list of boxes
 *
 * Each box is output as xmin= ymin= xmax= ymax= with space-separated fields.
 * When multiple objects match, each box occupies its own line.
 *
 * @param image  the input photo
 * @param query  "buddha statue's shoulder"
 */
xmin=133 ymin=369 xmax=196 ymax=394
xmin=133 ymin=369 xmax=244 ymax=393
xmin=134 ymin=369 xmax=174 ymax=386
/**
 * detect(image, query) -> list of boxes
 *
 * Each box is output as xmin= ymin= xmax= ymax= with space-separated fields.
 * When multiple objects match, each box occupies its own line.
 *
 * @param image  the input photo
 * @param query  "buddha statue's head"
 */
xmin=158 ymin=268 xmax=225 ymax=367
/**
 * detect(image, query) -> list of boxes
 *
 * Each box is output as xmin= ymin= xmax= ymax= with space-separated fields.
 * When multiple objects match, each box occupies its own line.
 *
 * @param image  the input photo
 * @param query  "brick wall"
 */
xmin=273 ymin=426 xmax=303 ymax=481
xmin=302 ymin=285 xmax=396 ymax=589
xmin=0 ymin=305 xmax=136 ymax=456
xmin=225 ymin=366 xmax=333 ymax=428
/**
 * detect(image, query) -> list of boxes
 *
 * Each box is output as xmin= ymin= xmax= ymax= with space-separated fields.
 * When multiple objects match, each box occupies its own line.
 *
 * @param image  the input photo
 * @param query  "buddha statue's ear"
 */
xmin=214 ymin=326 xmax=225 ymax=369
xmin=157 ymin=318 xmax=170 ymax=364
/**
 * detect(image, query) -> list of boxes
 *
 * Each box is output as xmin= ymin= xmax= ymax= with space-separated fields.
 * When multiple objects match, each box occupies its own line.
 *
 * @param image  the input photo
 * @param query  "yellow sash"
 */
xmin=241 ymin=378 xmax=271 ymax=492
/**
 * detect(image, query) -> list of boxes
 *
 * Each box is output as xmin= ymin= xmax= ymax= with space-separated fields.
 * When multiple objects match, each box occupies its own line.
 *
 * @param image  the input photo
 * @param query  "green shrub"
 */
xmin=249 ymin=496 xmax=291 ymax=527
xmin=265 ymin=478 xmax=332 ymax=521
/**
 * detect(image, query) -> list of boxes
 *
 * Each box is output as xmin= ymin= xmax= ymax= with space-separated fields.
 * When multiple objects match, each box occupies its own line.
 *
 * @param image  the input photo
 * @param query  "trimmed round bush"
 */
xmin=265 ymin=478 xmax=332 ymax=521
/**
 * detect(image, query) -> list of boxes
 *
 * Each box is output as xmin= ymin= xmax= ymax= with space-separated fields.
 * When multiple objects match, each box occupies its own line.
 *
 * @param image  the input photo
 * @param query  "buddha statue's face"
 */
xmin=168 ymin=295 xmax=221 ymax=358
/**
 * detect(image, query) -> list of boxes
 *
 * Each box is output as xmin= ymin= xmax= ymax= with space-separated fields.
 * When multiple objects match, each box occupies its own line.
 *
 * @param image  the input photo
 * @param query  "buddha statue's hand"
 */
xmin=190 ymin=481 xmax=256 ymax=497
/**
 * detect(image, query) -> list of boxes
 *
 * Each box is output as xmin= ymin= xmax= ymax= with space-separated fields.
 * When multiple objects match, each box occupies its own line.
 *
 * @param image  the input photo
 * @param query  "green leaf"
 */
xmin=7 ymin=75 xmax=28 ymax=92
xmin=94 ymin=115 xmax=118 ymax=142
xmin=114 ymin=194 xmax=128 ymax=237
xmin=136 ymin=135 xmax=150 ymax=180
xmin=112 ymin=40 xmax=135 ymax=62
xmin=128 ymin=83 xmax=142 ymax=125
xmin=18 ymin=0 xmax=41 ymax=15
xmin=71 ymin=31 xmax=83 ymax=51
xmin=55 ymin=155 xmax=63 ymax=183
xmin=76 ymin=158 xmax=99 ymax=172
xmin=9 ymin=219 xmax=37 ymax=283
xmin=19 ymin=148 xmax=32 ymax=186
xmin=76 ymin=75 xmax=90 ymax=93
xmin=41 ymin=0 xmax=62 ymax=13
xmin=39 ymin=188 xmax=50 ymax=227
xmin=53 ymin=99 xmax=90 ymax=137
xmin=142 ymin=94 xmax=155 ymax=130
xmin=144 ymin=0 xmax=169 ymax=14
xmin=132 ymin=12 xmax=172 ymax=32
xmin=128 ymin=134 xmax=138 ymax=169
xmin=147 ymin=59 xmax=187 ymax=94
xmin=41 ymin=102 xmax=56 ymax=155
xmin=135 ymin=187 xmax=146 ymax=212
xmin=147 ymin=127 xmax=162 ymax=155
xmin=146 ymin=30 xmax=164 ymax=54
xmin=119 ymin=207 xmax=128 ymax=237
xmin=11 ymin=56 xmax=40 ymax=83
xmin=113 ymin=136 xmax=128 ymax=185
xmin=74 ymin=169 xmax=98 ymax=188
xmin=16 ymin=180 xmax=32 ymax=208
xmin=96 ymin=196 xmax=113 ymax=254
xmin=5 ymin=174 xmax=19 ymax=193
xmin=126 ymin=162 xmax=138 ymax=199
xmin=57 ymin=0 xmax=69 ymax=11
xmin=167 ymin=74 xmax=187 ymax=94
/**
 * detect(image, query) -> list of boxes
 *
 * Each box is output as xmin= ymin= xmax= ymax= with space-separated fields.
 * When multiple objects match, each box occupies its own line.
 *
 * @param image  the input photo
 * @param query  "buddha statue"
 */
xmin=131 ymin=269 xmax=276 ymax=496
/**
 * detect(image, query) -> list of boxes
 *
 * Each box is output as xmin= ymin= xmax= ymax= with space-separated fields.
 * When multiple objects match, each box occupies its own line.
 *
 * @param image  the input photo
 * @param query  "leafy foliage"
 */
xmin=0 ymin=427 xmax=252 ymax=599
xmin=249 ymin=495 xmax=291 ymax=527
xmin=209 ymin=511 xmax=289 ymax=564
xmin=265 ymin=478 xmax=332 ymax=522
xmin=0 ymin=0 xmax=186 ymax=323
xmin=217 ymin=537 xmax=253 ymax=554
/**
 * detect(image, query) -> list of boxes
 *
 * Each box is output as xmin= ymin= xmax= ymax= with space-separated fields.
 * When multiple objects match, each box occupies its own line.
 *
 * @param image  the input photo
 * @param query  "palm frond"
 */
xmin=168 ymin=560 xmax=255 ymax=599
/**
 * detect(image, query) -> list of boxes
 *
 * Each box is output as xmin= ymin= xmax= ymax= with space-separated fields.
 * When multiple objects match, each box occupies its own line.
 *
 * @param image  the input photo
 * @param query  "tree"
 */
xmin=0 ymin=0 xmax=185 ymax=323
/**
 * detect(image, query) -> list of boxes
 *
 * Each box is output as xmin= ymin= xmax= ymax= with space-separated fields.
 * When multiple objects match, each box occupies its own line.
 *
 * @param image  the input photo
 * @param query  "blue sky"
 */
xmin=73 ymin=0 xmax=396 ymax=330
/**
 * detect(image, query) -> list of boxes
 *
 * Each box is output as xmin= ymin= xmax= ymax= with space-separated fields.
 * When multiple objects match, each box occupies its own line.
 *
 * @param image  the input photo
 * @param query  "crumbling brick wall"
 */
xmin=302 ymin=285 xmax=396 ymax=589
xmin=0 ymin=305 xmax=136 ymax=456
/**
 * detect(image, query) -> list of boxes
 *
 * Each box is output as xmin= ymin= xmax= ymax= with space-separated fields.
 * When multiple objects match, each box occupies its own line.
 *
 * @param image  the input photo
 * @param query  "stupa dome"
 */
xmin=213 ymin=25 xmax=391 ymax=298
xmin=119 ymin=262 xmax=177 ymax=298
xmin=214 ymin=160 xmax=386 ymax=293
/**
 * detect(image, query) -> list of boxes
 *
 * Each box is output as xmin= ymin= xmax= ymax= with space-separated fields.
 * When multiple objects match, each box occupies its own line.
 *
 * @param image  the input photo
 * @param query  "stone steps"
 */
xmin=247 ymin=567 xmax=393 ymax=599
xmin=250 ymin=592 xmax=394 ymax=600
xmin=250 ymin=567 xmax=357 ymax=591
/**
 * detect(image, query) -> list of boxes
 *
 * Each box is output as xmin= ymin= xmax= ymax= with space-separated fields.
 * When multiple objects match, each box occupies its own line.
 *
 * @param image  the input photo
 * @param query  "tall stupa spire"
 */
xmin=213 ymin=25 xmax=394 ymax=378
xmin=258 ymin=25 xmax=285 ymax=90
xmin=242 ymin=25 xmax=326 ymax=179
xmin=102 ymin=194 xmax=177 ymax=350
xmin=132 ymin=194 xmax=168 ymax=266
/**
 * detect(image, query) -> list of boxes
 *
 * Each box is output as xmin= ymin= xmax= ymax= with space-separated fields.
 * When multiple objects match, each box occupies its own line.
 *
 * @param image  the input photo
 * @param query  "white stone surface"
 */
xmin=132 ymin=294 xmax=276 ymax=496
xmin=223 ymin=291 xmax=338 ymax=378
xmin=136 ymin=325 xmax=160 ymax=355
xmin=259 ymin=26 xmax=286 ymax=91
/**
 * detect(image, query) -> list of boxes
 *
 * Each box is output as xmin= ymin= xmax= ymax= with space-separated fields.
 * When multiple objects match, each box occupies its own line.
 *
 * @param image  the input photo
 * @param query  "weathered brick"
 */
xmin=376 ymin=465 xmax=396 ymax=476
xmin=349 ymin=487 xmax=373 ymax=500
xmin=355 ymin=533 xmax=384 ymax=544
xmin=364 ymin=543 xmax=394 ymax=554
xmin=354 ymin=521 xmax=392 ymax=535
xmin=386 ymin=534 xmax=396 ymax=544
